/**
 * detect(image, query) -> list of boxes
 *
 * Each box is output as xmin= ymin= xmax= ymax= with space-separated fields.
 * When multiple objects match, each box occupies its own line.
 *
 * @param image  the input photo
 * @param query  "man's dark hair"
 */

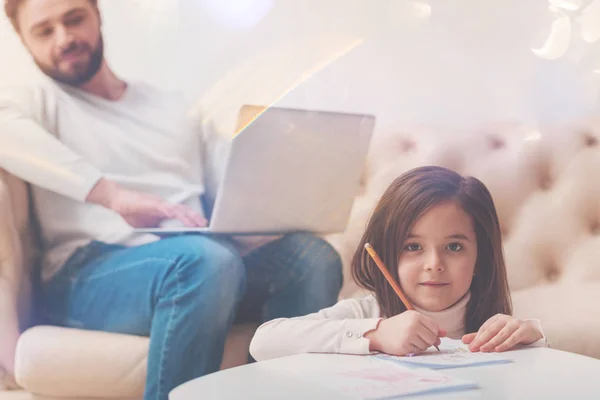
xmin=4 ymin=0 xmax=98 ymax=32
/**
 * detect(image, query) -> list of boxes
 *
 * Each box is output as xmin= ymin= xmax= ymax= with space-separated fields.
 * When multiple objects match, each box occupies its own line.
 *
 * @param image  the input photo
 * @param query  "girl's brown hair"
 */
xmin=351 ymin=166 xmax=512 ymax=333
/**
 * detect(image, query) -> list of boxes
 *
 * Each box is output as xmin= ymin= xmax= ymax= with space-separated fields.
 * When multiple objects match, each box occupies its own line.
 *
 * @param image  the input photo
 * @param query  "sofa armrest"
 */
xmin=0 ymin=173 xmax=28 ymax=385
xmin=14 ymin=323 xmax=258 ymax=398
xmin=15 ymin=326 xmax=148 ymax=398
xmin=0 ymin=278 xmax=20 ymax=389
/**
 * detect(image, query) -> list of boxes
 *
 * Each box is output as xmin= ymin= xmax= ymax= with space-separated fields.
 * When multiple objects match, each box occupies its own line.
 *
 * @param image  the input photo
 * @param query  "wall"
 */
xmin=1 ymin=0 xmax=599 ymax=136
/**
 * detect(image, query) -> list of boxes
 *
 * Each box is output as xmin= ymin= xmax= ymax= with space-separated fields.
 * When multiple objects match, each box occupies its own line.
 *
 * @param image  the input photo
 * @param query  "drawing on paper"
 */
xmin=340 ymin=369 xmax=450 ymax=384
xmin=375 ymin=340 xmax=512 ymax=369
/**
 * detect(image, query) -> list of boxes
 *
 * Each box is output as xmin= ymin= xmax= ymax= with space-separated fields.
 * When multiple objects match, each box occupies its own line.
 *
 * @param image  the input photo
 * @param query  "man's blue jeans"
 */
xmin=41 ymin=233 xmax=343 ymax=400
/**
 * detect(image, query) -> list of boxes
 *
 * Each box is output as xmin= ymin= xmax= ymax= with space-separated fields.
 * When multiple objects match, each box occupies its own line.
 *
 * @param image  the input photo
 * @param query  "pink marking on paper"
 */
xmin=340 ymin=369 xmax=422 ymax=383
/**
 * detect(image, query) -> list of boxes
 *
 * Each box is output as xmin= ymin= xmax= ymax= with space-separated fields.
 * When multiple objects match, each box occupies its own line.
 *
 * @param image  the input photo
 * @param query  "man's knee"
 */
xmin=161 ymin=236 xmax=246 ymax=297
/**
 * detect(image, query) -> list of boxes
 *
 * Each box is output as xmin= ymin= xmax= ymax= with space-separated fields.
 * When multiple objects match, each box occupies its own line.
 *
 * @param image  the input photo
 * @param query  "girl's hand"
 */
xmin=365 ymin=310 xmax=446 ymax=356
xmin=462 ymin=314 xmax=543 ymax=353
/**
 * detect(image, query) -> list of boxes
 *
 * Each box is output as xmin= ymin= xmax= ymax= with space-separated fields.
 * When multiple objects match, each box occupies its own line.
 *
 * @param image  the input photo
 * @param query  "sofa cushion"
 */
xmin=512 ymin=282 xmax=600 ymax=359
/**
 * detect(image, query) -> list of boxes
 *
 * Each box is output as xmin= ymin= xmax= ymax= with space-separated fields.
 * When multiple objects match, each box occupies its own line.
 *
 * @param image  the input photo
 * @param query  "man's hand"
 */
xmin=86 ymin=178 xmax=207 ymax=228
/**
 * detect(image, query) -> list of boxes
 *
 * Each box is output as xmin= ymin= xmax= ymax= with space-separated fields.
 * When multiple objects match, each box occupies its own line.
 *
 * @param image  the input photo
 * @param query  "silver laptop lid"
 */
xmin=209 ymin=105 xmax=375 ymax=234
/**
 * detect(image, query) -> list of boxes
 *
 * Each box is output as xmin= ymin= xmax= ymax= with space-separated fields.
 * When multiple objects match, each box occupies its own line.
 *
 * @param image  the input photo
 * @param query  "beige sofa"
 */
xmin=1 ymin=120 xmax=600 ymax=399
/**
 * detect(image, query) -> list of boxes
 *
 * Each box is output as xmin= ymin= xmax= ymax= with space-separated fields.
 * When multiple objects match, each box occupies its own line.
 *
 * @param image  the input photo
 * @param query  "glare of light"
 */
xmin=235 ymin=38 xmax=365 ymax=136
xmin=550 ymin=0 xmax=584 ymax=11
xmin=129 ymin=0 xmax=164 ymax=9
xmin=580 ymin=0 xmax=600 ymax=43
xmin=531 ymin=11 xmax=572 ymax=60
xmin=389 ymin=1 xmax=432 ymax=23
xmin=128 ymin=0 xmax=167 ymax=15
xmin=524 ymin=130 xmax=542 ymax=141
xmin=126 ymin=0 xmax=173 ymax=25
xmin=191 ymin=35 xmax=365 ymax=136
xmin=409 ymin=1 xmax=432 ymax=19
xmin=201 ymin=0 xmax=274 ymax=30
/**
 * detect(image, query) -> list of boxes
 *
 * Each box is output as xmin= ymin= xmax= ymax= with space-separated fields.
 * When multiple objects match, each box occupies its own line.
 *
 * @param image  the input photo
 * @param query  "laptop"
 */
xmin=135 ymin=105 xmax=375 ymax=235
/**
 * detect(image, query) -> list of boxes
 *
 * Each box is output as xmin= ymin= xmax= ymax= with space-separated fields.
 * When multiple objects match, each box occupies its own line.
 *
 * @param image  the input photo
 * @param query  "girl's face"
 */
xmin=397 ymin=201 xmax=477 ymax=312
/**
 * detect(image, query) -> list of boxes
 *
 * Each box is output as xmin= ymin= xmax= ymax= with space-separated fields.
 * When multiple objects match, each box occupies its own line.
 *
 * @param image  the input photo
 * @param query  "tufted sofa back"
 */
xmin=326 ymin=120 xmax=600 ymax=300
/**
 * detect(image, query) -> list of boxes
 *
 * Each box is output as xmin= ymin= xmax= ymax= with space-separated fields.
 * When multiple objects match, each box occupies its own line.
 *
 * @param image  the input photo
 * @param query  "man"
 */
xmin=0 ymin=0 xmax=343 ymax=399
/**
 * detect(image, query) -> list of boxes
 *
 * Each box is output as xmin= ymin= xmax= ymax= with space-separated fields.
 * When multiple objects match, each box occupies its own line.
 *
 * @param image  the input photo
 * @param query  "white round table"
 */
xmin=170 ymin=347 xmax=600 ymax=399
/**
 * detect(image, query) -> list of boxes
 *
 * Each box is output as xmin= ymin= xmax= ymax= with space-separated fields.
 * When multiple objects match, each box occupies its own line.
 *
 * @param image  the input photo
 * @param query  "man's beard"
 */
xmin=35 ymin=36 xmax=104 ymax=86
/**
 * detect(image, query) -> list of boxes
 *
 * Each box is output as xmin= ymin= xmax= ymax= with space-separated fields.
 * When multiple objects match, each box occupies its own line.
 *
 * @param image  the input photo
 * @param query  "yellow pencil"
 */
xmin=364 ymin=243 xmax=441 ymax=352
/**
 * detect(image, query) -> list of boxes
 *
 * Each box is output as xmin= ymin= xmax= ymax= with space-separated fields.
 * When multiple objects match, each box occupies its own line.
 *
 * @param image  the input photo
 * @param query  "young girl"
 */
xmin=249 ymin=166 xmax=547 ymax=361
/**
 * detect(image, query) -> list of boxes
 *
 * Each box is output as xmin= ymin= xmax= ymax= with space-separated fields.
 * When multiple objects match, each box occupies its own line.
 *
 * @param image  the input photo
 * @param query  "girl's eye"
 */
xmin=404 ymin=243 xmax=422 ymax=252
xmin=447 ymin=242 xmax=463 ymax=252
